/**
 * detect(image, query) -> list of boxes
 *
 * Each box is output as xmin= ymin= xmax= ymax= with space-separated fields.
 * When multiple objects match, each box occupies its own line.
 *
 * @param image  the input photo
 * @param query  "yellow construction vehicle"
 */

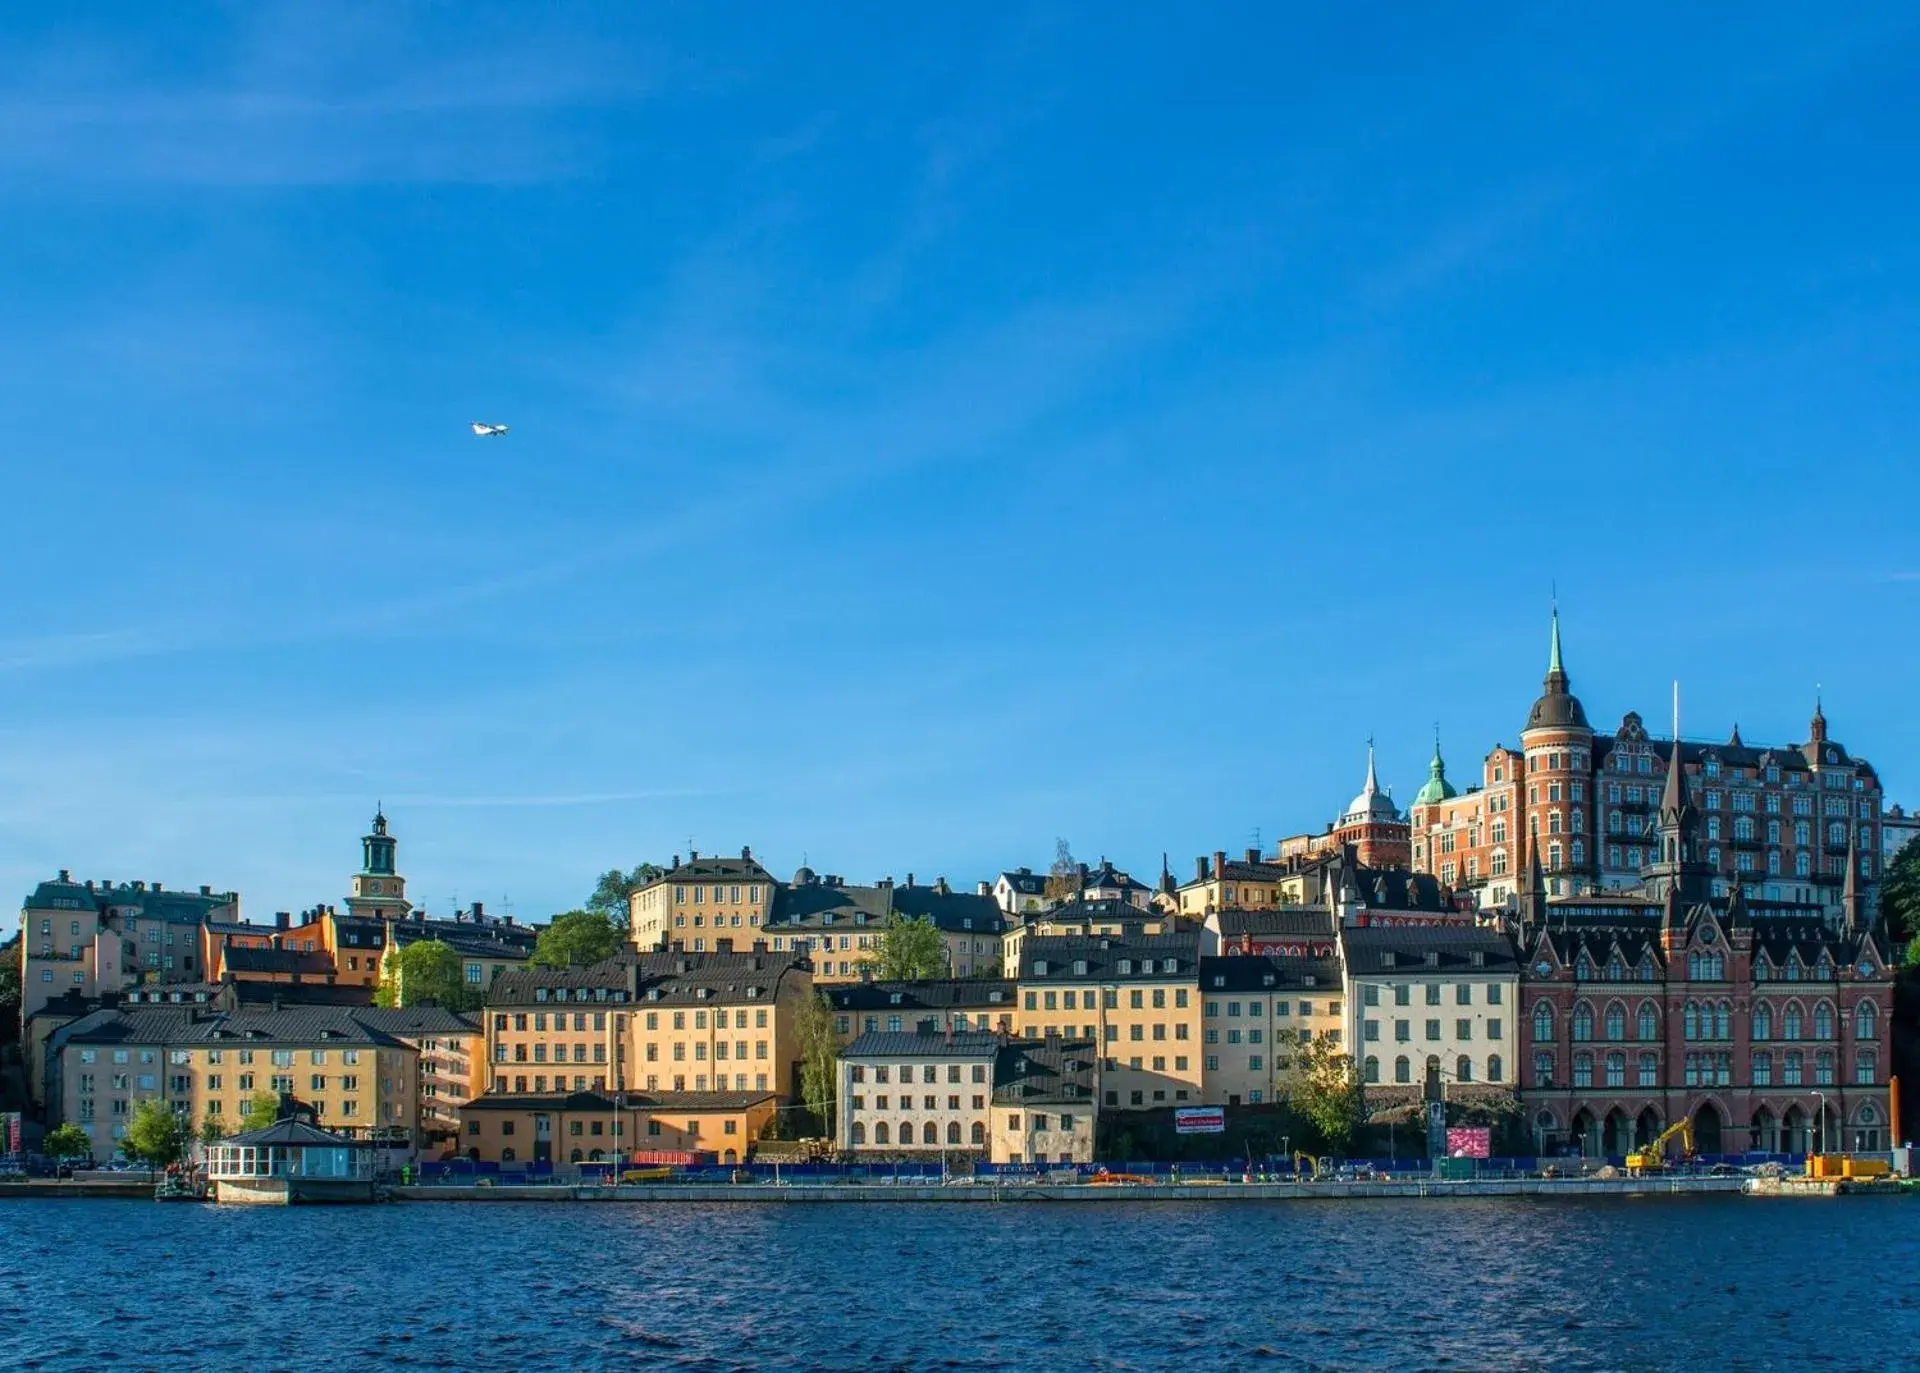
xmin=1624 ymin=1119 xmax=1695 ymax=1176
xmin=1806 ymin=1154 xmax=1891 ymax=1182
xmin=1293 ymin=1152 xmax=1322 ymax=1182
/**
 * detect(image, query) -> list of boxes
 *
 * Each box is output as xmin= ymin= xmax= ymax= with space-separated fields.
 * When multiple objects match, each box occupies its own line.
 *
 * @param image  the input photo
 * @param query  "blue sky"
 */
xmin=4 ymin=4 xmax=1918 ymax=922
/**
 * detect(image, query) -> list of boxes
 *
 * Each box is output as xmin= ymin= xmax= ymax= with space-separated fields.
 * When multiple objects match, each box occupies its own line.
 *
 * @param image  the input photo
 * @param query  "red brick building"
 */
xmin=1411 ymin=612 xmax=1886 ymax=922
xmin=1515 ymin=733 xmax=1897 ymax=1158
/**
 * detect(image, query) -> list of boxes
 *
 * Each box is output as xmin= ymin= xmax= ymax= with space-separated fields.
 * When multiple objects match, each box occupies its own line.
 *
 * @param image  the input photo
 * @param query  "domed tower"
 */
xmin=1332 ymin=742 xmax=1411 ymax=868
xmin=345 ymin=806 xmax=412 ymax=921
xmin=1520 ymin=610 xmax=1595 ymax=895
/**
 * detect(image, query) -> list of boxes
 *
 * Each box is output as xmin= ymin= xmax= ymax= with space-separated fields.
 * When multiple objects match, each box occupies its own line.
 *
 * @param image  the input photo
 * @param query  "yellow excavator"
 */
xmin=1624 ymin=1119 xmax=1695 ymax=1176
xmin=1292 ymin=1151 xmax=1324 ymax=1182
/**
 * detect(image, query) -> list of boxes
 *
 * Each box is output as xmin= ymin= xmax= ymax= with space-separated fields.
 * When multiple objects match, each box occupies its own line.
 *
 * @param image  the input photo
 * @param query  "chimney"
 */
xmin=471 ymin=901 xmax=485 ymax=920
xmin=936 ymin=877 xmax=950 ymax=896
xmin=153 ymin=882 xmax=162 ymax=892
xmin=1214 ymin=851 xmax=1228 ymax=879
xmin=1246 ymin=848 xmax=1259 ymax=864
xmin=200 ymin=885 xmax=211 ymax=896
xmin=132 ymin=881 xmax=146 ymax=892
xmin=977 ymin=881 xmax=991 ymax=897
xmin=907 ymin=872 xmax=915 ymax=889
xmin=1077 ymin=862 xmax=1089 ymax=879
xmin=752 ymin=939 xmax=768 ymax=953
xmin=741 ymin=845 xmax=752 ymax=860
xmin=672 ymin=854 xmax=681 ymax=869
xmin=58 ymin=869 xmax=70 ymax=882
xmin=276 ymin=912 xmax=291 ymax=930
xmin=689 ymin=848 xmax=699 ymax=861
xmin=1195 ymin=857 xmax=1210 ymax=882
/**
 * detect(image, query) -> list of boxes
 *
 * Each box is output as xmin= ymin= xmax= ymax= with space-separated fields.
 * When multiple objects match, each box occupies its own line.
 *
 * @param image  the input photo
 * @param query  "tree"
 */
xmin=1291 ymin=1034 xmax=1363 ymax=1155
xmin=794 ymin=991 xmax=840 ymax=1138
xmin=42 ymin=1123 xmax=91 ymax=1160
xmin=863 ymin=915 xmax=946 ymax=982
xmin=587 ymin=864 xmax=665 ymax=927
xmin=1043 ymin=838 xmax=1081 ymax=907
xmin=121 ymin=1100 xmax=187 ymax=1171
xmin=1882 ymin=843 xmax=1920 ymax=945
xmin=533 ymin=910 xmax=624 ymax=969
xmin=375 ymin=939 xmax=478 ymax=1010
xmin=240 ymin=1092 xmax=280 ymax=1132
xmin=198 ymin=1117 xmax=226 ymax=1149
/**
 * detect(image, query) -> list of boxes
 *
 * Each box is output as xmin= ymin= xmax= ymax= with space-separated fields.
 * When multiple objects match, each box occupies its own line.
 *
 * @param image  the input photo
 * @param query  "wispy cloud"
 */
xmin=0 ymin=3 xmax=656 ymax=187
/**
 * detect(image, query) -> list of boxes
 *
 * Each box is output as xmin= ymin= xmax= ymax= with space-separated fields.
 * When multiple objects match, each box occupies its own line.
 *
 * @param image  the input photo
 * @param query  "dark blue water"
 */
xmin=1 ymin=1197 xmax=1913 ymax=1370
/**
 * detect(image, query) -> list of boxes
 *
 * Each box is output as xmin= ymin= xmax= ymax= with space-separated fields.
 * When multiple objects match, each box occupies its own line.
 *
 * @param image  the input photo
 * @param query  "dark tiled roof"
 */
xmin=998 ymin=869 xmax=1048 ymax=896
xmin=638 ymin=852 xmax=775 ymax=890
xmin=391 ymin=916 xmax=537 ymax=959
xmin=221 ymin=946 xmax=335 ymax=977
xmin=22 ymin=878 xmax=234 ymax=923
xmin=1030 ymin=896 xmax=1162 ymax=924
xmin=1199 ymin=955 xmax=1344 ymax=993
xmin=228 ymin=982 xmax=376 ymax=1008
xmin=826 ymin=980 xmax=1017 ymax=1012
xmin=993 ymin=1039 xmax=1098 ymax=1107
xmin=484 ymin=951 xmax=805 ymax=1009
xmin=196 ymin=1007 xmax=407 ymax=1046
xmin=1080 ymin=861 xmax=1149 ymax=893
xmin=1339 ymin=927 xmax=1521 ymax=974
xmin=1212 ymin=908 xmax=1338 ymax=938
xmin=1347 ymin=866 xmax=1449 ymax=913
xmin=770 ymin=877 xmax=1007 ymax=935
xmin=353 ymin=1007 xmax=481 ymax=1037
xmin=843 ymin=1031 xmax=1001 ymax=1059
xmin=222 ymin=1118 xmax=361 ymax=1147
xmin=888 ymin=885 xmax=1007 ymax=934
xmin=1018 ymin=933 xmax=1200 ymax=982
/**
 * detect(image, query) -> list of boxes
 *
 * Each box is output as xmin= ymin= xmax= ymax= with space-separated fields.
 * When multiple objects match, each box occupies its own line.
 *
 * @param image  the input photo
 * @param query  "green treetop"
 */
xmin=533 ymin=910 xmax=625 ymax=969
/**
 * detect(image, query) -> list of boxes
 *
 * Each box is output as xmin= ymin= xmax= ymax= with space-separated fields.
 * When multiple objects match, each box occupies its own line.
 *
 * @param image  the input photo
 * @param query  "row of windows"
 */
xmin=1532 ymin=1047 xmax=1878 ymax=1089
xmin=849 ymin=1063 xmax=989 ymax=1085
xmin=849 ymin=1094 xmax=990 ymax=1112
xmin=675 ymin=885 xmax=763 ymax=905
xmin=1539 ymin=999 xmax=1874 ymax=1043
xmin=1361 ymin=983 xmax=1501 ymax=1007
xmin=491 ymin=1072 xmax=772 ymax=1094
xmin=77 ymin=1047 xmax=363 ymax=1067
xmin=1363 ymin=1018 xmax=1503 ymax=1043
xmin=1360 ymin=1054 xmax=1503 ymax=1085
xmin=852 ymin=1120 xmax=990 ymax=1146
xmin=1023 ymin=988 xmax=1190 ymax=1011
xmin=1207 ymin=999 xmax=1341 ymax=1018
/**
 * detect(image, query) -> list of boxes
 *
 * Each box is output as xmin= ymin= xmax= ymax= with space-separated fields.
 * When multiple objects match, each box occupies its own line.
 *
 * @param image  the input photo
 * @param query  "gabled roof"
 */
xmin=1018 ymin=933 xmax=1200 ymax=982
xmin=484 ymin=951 xmax=807 ymax=1009
xmin=637 ymin=851 xmax=775 ymax=891
xmin=997 ymin=869 xmax=1048 ymax=896
xmin=353 ymin=1007 xmax=481 ymax=1037
xmin=1339 ymin=927 xmax=1520 ymax=974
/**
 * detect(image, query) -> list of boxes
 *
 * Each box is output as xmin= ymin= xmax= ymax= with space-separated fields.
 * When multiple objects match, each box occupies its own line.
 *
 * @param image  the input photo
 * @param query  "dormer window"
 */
xmin=746 ymin=986 xmax=761 ymax=999
xmin=1162 ymin=958 xmax=1177 ymax=974
xmin=1304 ymin=975 xmax=1317 ymax=988
xmin=1118 ymin=959 xmax=1133 ymax=975
xmin=1072 ymin=960 xmax=1087 ymax=976
xmin=1262 ymin=975 xmax=1275 ymax=988
xmin=963 ymin=919 xmax=973 ymax=931
xmin=535 ymin=989 xmax=548 ymax=1002
xmin=1424 ymin=952 xmax=1439 ymax=968
xmin=1471 ymin=951 xmax=1486 ymax=968
xmin=1381 ymin=952 xmax=1396 ymax=969
xmin=889 ymin=992 xmax=903 ymax=1005
xmin=1031 ymin=960 xmax=1047 ymax=976
xmin=1211 ymin=976 xmax=1225 ymax=989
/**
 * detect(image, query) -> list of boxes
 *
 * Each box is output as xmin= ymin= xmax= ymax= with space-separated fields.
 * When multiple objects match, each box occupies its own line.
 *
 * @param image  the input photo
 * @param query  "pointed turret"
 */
xmin=1523 ymin=828 xmax=1548 ymax=928
xmin=1810 ymin=693 xmax=1828 ymax=745
xmin=1842 ymin=825 xmax=1864 ymax=934
xmin=1525 ymin=607 xmax=1590 ymax=733
xmin=1643 ymin=686 xmax=1711 ymax=910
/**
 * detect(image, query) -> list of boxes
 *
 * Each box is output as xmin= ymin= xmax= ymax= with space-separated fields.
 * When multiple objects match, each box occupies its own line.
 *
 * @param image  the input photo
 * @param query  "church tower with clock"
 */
xmin=345 ymin=807 xmax=413 ymax=921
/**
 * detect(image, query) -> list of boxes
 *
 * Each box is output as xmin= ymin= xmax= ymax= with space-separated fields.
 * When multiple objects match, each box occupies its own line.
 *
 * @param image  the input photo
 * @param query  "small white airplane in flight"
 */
xmin=471 ymin=422 xmax=510 ymax=437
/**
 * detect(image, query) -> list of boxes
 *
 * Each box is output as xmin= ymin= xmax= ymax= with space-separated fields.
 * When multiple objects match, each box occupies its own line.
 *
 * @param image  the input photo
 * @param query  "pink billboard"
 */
xmin=1445 ymin=1126 xmax=1490 ymax=1159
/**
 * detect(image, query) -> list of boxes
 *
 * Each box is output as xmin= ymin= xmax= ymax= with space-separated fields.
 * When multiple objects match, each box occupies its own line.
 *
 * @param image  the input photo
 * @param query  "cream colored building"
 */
xmin=838 ymin=1032 xmax=999 ymax=1153
xmin=768 ymin=871 xmax=1007 ymax=983
xmin=1341 ymin=928 xmax=1520 ymax=1105
xmin=481 ymin=950 xmax=812 ymax=1100
xmin=1012 ymin=934 xmax=1203 ymax=1109
xmin=46 ymin=1005 xmax=419 ymax=1160
xmin=1001 ymin=897 xmax=1184 ymax=977
xmin=1200 ymin=954 xmax=1346 ymax=1107
xmin=629 ymin=849 xmax=777 ymax=954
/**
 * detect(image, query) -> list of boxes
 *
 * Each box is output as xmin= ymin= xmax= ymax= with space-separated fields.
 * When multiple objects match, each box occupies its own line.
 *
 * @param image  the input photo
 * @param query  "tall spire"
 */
xmin=1526 ymin=605 xmax=1589 ymax=733
xmin=1414 ymin=724 xmax=1457 ymax=806
xmin=1363 ymin=737 xmax=1380 ymax=796
xmin=1842 ymin=825 xmax=1862 ymax=932
xmin=1810 ymin=688 xmax=1828 ymax=744
xmin=1548 ymin=604 xmax=1565 ymax=678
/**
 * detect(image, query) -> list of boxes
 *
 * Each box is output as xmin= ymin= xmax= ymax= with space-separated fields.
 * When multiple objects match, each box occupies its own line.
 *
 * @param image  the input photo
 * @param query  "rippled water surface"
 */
xmin=1 ymin=1195 xmax=1914 ymax=1370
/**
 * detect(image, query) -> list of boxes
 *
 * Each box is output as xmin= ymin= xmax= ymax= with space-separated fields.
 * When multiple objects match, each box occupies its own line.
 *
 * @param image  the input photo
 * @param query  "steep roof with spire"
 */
xmin=1525 ymin=609 xmax=1590 ymax=733
xmin=1339 ymin=743 xmax=1402 ymax=824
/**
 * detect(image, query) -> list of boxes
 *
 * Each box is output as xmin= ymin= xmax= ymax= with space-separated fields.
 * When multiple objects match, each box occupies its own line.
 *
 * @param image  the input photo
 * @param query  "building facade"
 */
xmin=1012 ymin=934 xmax=1203 ymax=1109
xmin=1341 ymin=928 xmax=1520 ymax=1110
xmin=838 ymin=1032 xmax=1000 ymax=1154
xmin=457 ymin=1089 xmax=776 ymax=1166
xmin=1517 ymin=739 xmax=1897 ymax=1157
xmin=19 ymin=873 xmax=239 ymax=1025
xmin=480 ymin=951 xmax=812 ymax=1101
xmin=628 ymin=849 xmax=777 ymax=953
xmin=1410 ymin=613 xmax=1886 ymax=917
xmin=1199 ymin=954 xmax=1345 ymax=1107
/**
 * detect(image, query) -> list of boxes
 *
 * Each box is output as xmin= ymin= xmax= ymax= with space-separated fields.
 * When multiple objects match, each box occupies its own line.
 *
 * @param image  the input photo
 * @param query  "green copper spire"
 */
xmin=1413 ymin=726 xmax=1457 ymax=806
xmin=1549 ymin=605 xmax=1564 ymax=676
